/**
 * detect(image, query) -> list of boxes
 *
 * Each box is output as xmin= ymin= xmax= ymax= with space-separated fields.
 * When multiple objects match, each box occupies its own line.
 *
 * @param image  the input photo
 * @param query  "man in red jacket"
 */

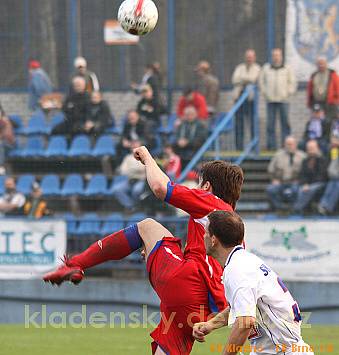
xmin=307 ymin=57 xmax=339 ymax=121
xmin=177 ymin=87 xmax=208 ymax=120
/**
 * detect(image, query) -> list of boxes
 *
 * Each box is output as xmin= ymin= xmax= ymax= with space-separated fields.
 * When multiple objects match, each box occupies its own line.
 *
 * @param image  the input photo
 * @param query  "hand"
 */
xmin=133 ymin=145 xmax=151 ymax=165
xmin=122 ymin=139 xmax=131 ymax=148
xmin=130 ymin=82 xmax=138 ymax=90
xmin=178 ymin=138 xmax=188 ymax=148
xmin=84 ymin=120 xmax=94 ymax=131
xmin=272 ymin=179 xmax=281 ymax=185
xmin=302 ymin=184 xmax=309 ymax=192
xmin=192 ymin=322 xmax=213 ymax=343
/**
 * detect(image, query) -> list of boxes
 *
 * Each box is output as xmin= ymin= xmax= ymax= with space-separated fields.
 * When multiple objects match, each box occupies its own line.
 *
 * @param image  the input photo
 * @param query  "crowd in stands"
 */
xmin=0 ymin=49 xmax=338 ymax=218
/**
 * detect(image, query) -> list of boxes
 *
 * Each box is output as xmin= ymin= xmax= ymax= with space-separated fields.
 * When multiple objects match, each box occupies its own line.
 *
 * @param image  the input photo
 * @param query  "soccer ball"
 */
xmin=118 ymin=0 xmax=158 ymax=36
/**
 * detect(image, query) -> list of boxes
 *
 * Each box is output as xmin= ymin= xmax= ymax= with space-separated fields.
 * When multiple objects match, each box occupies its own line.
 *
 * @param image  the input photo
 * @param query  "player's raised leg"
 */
xmin=43 ymin=218 xmax=173 ymax=285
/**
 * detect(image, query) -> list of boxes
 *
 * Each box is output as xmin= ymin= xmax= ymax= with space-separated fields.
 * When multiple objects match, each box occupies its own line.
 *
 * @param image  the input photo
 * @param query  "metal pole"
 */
xmin=167 ymin=0 xmax=175 ymax=113
xmin=23 ymin=0 xmax=30 ymax=84
xmin=68 ymin=0 xmax=79 ymax=76
xmin=266 ymin=0 xmax=275 ymax=62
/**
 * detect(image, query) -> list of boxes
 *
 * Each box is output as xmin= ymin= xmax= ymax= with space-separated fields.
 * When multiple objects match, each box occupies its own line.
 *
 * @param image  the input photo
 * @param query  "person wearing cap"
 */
xmin=299 ymin=104 xmax=331 ymax=154
xmin=24 ymin=182 xmax=51 ymax=219
xmin=307 ymin=57 xmax=339 ymax=121
xmin=71 ymin=56 xmax=99 ymax=94
xmin=195 ymin=60 xmax=220 ymax=116
xmin=231 ymin=49 xmax=261 ymax=150
xmin=28 ymin=60 xmax=53 ymax=111
xmin=136 ymin=84 xmax=160 ymax=125
xmin=176 ymin=86 xmax=208 ymax=120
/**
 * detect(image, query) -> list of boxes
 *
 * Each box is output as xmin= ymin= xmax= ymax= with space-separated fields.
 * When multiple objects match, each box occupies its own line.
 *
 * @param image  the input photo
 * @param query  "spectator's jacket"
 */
xmin=268 ymin=149 xmax=306 ymax=183
xmin=137 ymin=97 xmax=160 ymax=124
xmin=307 ymin=69 xmax=339 ymax=107
xmin=62 ymin=92 xmax=91 ymax=130
xmin=121 ymin=118 xmax=155 ymax=150
xmin=175 ymin=120 xmax=207 ymax=150
xmin=71 ymin=70 xmax=99 ymax=94
xmin=0 ymin=191 xmax=26 ymax=216
xmin=24 ymin=198 xmax=49 ymax=219
xmin=119 ymin=154 xmax=146 ymax=181
xmin=88 ymin=100 xmax=113 ymax=134
xmin=328 ymin=148 xmax=339 ymax=180
xmin=197 ymin=73 xmax=220 ymax=112
xmin=164 ymin=154 xmax=182 ymax=180
xmin=259 ymin=63 xmax=296 ymax=103
xmin=28 ymin=68 xmax=53 ymax=110
xmin=176 ymin=92 xmax=208 ymax=120
xmin=232 ymin=62 xmax=261 ymax=101
xmin=299 ymin=155 xmax=328 ymax=185
xmin=303 ymin=117 xmax=331 ymax=141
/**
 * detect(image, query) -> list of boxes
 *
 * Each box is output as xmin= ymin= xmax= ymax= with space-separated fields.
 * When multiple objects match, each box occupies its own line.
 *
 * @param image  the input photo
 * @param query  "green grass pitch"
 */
xmin=0 ymin=325 xmax=338 ymax=354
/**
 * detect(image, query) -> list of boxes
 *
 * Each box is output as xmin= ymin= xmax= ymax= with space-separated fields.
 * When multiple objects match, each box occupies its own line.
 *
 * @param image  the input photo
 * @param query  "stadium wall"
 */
xmin=0 ymin=89 xmax=309 ymax=149
xmin=0 ymin=279 xmax=338 ymax=325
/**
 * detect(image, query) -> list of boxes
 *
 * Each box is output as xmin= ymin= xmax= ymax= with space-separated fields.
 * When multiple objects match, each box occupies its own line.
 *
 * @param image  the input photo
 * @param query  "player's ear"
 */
xmin=201 ymin=181 xmax=211 ymax=191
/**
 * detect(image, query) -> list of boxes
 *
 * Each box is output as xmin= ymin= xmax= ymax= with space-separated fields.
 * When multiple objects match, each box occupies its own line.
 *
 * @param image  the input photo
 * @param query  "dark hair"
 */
xmin=183 ymin=86 xmax=194 ymax=96
xmin=208 ymin=211 xmax=244 ymax=248
xmin=200 ymin=161 xmax=244 ymax=209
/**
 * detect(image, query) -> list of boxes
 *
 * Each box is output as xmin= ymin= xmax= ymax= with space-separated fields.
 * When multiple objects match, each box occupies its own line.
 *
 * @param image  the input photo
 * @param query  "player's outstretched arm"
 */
xmin=193 ymin=307 xmax=230 ymax=342
xmin=133 ymin=146 xmax=169 ymax=200
xmin=222 ymin=316 xmax=255 ymax=355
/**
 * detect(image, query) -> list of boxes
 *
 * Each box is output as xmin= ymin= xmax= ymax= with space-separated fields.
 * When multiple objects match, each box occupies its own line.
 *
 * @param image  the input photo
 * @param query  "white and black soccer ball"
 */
xmin=118 ymin=0 xmax=158 ymax=36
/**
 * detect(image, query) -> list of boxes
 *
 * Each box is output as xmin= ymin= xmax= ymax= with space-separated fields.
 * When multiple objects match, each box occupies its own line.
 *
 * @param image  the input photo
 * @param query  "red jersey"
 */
xmin=165 ymin=182 xmax=233 ymax=313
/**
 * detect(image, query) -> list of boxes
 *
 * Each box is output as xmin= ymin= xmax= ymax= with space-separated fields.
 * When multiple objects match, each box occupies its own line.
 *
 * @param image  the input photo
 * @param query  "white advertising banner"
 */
xmin=285 ymin=0 xmax=339 ymax=82
xmin=244 ymin=219 xmax=339 ymax=282
xmin=0 ymin=219 xmax=66 ymax=279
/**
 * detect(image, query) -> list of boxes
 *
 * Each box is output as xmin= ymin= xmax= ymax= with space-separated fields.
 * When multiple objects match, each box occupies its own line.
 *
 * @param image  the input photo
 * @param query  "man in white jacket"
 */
xmin=259 ymin=48 xmax=297 ymax=151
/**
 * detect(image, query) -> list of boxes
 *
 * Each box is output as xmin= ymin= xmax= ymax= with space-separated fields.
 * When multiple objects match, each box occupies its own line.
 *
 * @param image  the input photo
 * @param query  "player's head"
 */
xmin=204 ymin=210 xmax=244 ymax=256
xmin=198 ymin=161 xmax=244 ymax=209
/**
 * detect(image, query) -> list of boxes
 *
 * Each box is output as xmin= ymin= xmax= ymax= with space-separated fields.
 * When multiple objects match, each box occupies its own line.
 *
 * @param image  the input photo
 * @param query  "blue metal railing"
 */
xmin=178 ymin=85 xmax=259 ymax=182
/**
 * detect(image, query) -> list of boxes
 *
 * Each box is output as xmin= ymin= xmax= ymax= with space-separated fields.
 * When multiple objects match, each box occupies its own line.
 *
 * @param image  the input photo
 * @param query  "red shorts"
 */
xmin=146 ymin=237 xmax=210 ymax=355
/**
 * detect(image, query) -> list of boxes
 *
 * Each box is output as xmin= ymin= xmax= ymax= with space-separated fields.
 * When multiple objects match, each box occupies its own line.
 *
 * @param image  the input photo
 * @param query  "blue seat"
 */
xmin=101 ymin=213 xmax=125 ymax=235
xmin=25 ymin=111 xmax=49 ymax=135
xmin=126 ymin=213 xmax=147 ymax=225
xmin=107 ymin=175 xmax=128 ymax=194
xmin=8 ymin=114 xmax=24 ymax=134
xmin=15 ymin=136 xmax=44 ymax=157
xmin=16 ymin=175 xmax=35 ymax=195
xmin=75 ymin=213 xmax=101 ymax=236
xmin=105 ymin=114 xmax=121 ymax=134
xmin=68 ymin=135 xmax=91 ymax=157
xmin=61 ymin=174 xmax=84 ymax=195
xmin=40 ymin=174 xmax=61 ymax=196
xmin=44 ymin=136 xmax=68 ymax=157
xmin=158 ymin=113 xmax=177 ymax=135
xmin=48 ymin=112 xmax=65 ymax=133
xmin=92 ymin=135 xmax=116 ymax=156
xmin=84 ymin=174 xmax=108 ymax=196
xmin=62 ymin=213 xmax=78 ymax=235
xmin=0 ymin=175 xmax=6 ymax=194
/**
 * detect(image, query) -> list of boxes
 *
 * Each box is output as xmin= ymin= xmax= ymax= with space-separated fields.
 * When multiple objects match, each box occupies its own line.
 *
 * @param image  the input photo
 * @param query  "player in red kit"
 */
xmin=43 ymin=146 xmax=244 ymax=355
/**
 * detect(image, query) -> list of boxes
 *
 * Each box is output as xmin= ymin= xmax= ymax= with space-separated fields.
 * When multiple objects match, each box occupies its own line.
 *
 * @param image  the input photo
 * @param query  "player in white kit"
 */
xmin=193 ymin=211 xmax=314 ymax=355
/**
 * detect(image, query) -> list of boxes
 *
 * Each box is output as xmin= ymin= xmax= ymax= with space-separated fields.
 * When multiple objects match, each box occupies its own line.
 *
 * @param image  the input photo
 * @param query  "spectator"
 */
xmin=266 ymin=136 xmax=306 ymax=211
xmin=0 ymin=104 xmax=15 ymax=174
xmin=299 ymin=104 xmax=331 ymax=153
xmin=111 ymin=140 xmax=146 ymax=211
xmin=137 ymin=84 xmax=160 ymax=125
xmin=24 ymin=182 xmax=51 ymax=219
xmin=259 ymin=48 xmax=297 ymax=150
xmin=131 ymin=63 xmax=161 ymax=105
xmin=174 ymin=106 xmax=208 ymax=166
xmin=318 ymin=132 xmax=339 ymax=215
xmin=86 ymin=91 xmax=113 ymax=136
xmin=0 ymin=177 xmax=26 ymax=216
xmin=52 ymin=76 xmax=91 ymax=136
xmin=71 ymin=56 xmax=99 ymax=94
xmin=293 ymin=140 xmax=327 ymax=214
xmin=307 ymin=56 xmax=339 ymax=121
xmin=195 ymin=60 xmax=220 ymax=116
xmin=163 ymin=144 xmax=182 ymax=181
xmin=176 ymin=87 xmax=208 ymax=121
xmin=28 ymin=60 xmax=52 ymax=111
xmin=116 ymin=110 xmax=154 ymax=159
xmin=231 ymin=49 xmax=261 ymax=150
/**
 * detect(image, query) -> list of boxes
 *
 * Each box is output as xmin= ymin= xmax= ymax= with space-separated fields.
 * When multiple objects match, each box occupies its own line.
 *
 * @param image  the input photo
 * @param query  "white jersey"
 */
xmin=223 ymin=246 xmax=313 ymax=355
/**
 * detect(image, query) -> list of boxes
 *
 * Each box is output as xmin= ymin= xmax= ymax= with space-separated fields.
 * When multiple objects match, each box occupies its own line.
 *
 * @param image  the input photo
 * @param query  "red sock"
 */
xmin=70 ymin=224 xmax=142 ymax=270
